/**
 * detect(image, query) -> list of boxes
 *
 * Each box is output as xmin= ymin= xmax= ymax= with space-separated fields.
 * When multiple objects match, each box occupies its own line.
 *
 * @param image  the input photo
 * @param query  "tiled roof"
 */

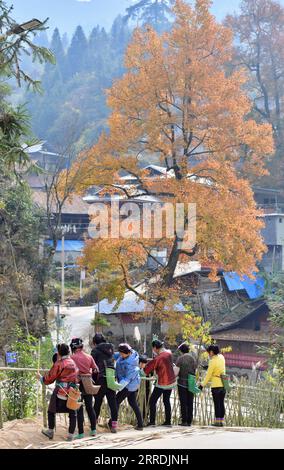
xmin=32 ymin=190 xmax=90 ymax=215
xmin=212 ymin=328 xmax=271 ymax=343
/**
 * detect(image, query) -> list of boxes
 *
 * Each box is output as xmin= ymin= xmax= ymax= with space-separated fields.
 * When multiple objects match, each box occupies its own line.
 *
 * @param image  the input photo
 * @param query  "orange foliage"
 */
xmin=69 ymin=0 xmax=274 ymax=306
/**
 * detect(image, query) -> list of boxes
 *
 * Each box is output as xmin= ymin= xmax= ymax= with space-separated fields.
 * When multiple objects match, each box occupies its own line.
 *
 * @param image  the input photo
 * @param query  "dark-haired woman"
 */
xmin=115 ymin=343 xmax=144 ymax=431
xmin=91 ymin=333 xmax=118 ymax=433
xmin=143 ymin=340 xmax=176 ymax=427
xmin=70 ymin=337 xmax=98 ymax=439
xmin=38 ymin=343 xmax=79 ymax=441
xmin=175 ymin=343 xmax=197 ymax=426
xmin=199 ymin=344 xmax=226 ymax=427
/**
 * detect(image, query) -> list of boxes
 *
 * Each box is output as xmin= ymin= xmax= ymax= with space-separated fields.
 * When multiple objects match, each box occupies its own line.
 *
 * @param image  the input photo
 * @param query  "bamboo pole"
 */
xmin=36 ymin=339 xmax=41 ymax=417
xmin=42 ymin=383 xmax=47 ymax=428
xmin=0 ymin=382 xmax=3 ymax=429
xmin=0 ymin=367 xmax=48 ymax=372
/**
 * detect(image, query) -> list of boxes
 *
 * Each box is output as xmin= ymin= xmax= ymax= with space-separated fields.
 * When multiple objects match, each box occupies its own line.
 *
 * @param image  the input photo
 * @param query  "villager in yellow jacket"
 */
xmin=202 ymin=352 xmax=226 ymax=389
xmin=200 ymin=345 xmax=226 ymax=427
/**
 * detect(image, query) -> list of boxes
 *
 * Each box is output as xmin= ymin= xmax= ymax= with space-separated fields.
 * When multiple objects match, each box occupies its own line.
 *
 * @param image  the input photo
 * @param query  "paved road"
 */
xmin=43 ymin=426 xmax=284 ymax=450
xmin=128 ymin=427 xmax=284 ymax=449
xmin=60 ymin=305 xmax=95 ymax=342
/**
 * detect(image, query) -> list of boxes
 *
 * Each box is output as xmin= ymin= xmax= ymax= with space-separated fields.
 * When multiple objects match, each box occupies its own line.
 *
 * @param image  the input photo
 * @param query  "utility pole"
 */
xmin=93 ymin=269 xmax=100 ymax=333
xmin=61 ymin=234 xmax=65 ymax=305
xmin=56 ymin=304 xmax=60 ymax=345
xmin=79 ymin=268 xmax=85 ymax=303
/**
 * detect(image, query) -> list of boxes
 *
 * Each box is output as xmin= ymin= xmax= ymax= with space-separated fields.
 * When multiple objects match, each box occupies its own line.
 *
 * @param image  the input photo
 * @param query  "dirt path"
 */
xmin=1 ymin=419 xmax=283 ymax=449
xmin=0 ymin=416 xmax=121 ymax=449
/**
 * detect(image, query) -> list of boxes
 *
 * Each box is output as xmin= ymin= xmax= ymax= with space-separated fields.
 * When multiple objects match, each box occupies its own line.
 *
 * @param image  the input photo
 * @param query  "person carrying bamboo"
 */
xmin=70 ymin=337 xmax=99 ymax=439
xmin=199 ymin=344 xmax=226 ymax=427
xmin=91 ymin=333 xmax=118 ymax=433
xmin=37 ymin=343 xmax=79 ymax=441
xmin=175 ymin=343 xmax=197 ymax=426
xmin=142 ymin=339 xmax=176 ymax=427
xmin=114 ymin=343 xmax=144 ymax=431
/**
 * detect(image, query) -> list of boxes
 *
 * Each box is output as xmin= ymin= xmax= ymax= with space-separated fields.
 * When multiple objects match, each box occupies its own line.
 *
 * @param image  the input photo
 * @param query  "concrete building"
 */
xmin=254 ymin=187 xmax=284 ymax=272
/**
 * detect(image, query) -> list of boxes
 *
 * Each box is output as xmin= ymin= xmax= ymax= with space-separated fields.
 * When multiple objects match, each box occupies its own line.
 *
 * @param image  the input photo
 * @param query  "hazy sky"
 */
xmin=8 ymin=0 xmax=243 ymax=36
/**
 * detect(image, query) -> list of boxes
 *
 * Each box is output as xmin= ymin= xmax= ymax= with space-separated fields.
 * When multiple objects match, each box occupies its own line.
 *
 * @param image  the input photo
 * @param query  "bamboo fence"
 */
xmin=0 ymin=369 xmax=283 ymax=430
xmin=98 ymin=378 xmax=284 ymax=429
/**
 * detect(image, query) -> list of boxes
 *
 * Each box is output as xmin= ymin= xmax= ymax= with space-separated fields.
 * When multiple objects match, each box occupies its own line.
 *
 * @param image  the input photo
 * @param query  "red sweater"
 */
xmin=43 ymin=356 xmax=78 ymax=398
xmin=144 ymin=350 xmax=176 ymax=386
xmin=72 ymin=350 xmax=98 ymax=375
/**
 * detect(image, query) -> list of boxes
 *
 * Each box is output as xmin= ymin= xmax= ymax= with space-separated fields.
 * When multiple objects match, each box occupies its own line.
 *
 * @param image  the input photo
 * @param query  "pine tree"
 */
xmin=87 ymin=26 xmax=111 ymax=81
xmin=62 ymin=32 xmax=70 ymax=52
xmin=34 ymin=30 xmax=50 ymax=48
xmin=43 ymin=28 xmax=66 ymax=87
xmin=66 ymin=25 xmax=89 ymax=78
xmin=111 ymin=15 xmax=131 ymax=54
xmin=124 ymin=0 xmax=174 ymax=32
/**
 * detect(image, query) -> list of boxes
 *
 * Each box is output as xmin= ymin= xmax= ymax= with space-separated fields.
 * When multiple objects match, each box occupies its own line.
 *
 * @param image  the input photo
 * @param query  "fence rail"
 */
xmin=100 ymin=379 xmax=284 ymax=429
xmin=0 ymin=369 xmax=283 ymax=430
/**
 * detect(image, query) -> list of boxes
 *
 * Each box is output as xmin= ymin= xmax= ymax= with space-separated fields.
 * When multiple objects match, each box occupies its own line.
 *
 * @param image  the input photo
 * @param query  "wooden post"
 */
xmin=36 ymin=339 xmax=41 ymax=416
xmin=61 ymin=235 xmax=65 ymax=305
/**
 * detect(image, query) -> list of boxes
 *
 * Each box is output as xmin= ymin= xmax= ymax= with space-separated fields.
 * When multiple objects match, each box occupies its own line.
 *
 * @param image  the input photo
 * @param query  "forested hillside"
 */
xmin=26 ymin=1 xmax=176 ymax=152
xmin=24 ymin=0 xmax=284 ymax=190
xmin=27 ymin=16 xmax=131 ymax=152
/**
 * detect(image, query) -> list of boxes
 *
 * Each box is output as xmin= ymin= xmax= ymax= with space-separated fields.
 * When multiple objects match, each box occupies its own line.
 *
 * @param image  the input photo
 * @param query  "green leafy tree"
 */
xmin=0 ymin=0 xmax=54 ymax=89
xmin=0 ymin=0 xmax=54 ymax=351
xmin=1 ymin=326 xmax=53 ymax=421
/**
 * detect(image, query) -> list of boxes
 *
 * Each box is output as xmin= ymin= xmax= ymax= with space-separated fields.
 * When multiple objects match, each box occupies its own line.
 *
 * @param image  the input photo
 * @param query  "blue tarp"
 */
xmin=223 ymin=272 xmax=265 ymax=300
xmin=45 ymin=240 xmax=85 ymax=252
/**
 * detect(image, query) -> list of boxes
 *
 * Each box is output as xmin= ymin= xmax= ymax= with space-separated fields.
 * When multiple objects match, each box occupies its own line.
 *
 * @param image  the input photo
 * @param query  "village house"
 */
xmin=32 ymin=189 xmax=90 ymax=263
xmin=254 ymin=186 xmax=284 ymax=272
xmin=25 ymin=159 xmax=279 ymax=375
xmin=96 ymin=262 xmax=270 ymax=375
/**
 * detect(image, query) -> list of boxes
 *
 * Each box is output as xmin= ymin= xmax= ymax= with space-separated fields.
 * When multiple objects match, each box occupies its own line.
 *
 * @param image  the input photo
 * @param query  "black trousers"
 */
xmin=212 ymin=387 xmax=226 ymax=419
xmin=149 ymin=387 xmax=172 ymax=425
xmin=48 ymin=398 xmax=77 ymax=434
xmin=77 ymin=394 xmax=97 ymax=434
xmin=116 ymin=388 xmax=143 ymax=428
xmin=178 ymin=385 xmax=194 ymax=425
xmin=94 ymin=377 xmax=118 ymax=422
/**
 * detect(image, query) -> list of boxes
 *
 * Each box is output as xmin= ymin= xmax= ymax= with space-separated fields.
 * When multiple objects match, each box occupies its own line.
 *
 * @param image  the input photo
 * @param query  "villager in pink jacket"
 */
xmin=70 ymin=337 xmax=98 ymax=438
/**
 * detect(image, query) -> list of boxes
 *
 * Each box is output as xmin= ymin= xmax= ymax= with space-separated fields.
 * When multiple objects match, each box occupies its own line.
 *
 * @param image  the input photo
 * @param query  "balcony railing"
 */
xmin=258 ymin=203 xmax=284 ymax=214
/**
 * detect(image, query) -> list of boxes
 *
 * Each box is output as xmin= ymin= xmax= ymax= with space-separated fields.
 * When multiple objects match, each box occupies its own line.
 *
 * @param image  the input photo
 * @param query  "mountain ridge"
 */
xmin=8 ymin=0 xmax=245 ymax=36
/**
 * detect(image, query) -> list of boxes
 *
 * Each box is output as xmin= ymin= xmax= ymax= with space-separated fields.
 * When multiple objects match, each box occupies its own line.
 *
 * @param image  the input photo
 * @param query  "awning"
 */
xmin=223 ymin=272 xmax=265 ymax=300
xmin=45 ymin=240 xmax=85 ymax=252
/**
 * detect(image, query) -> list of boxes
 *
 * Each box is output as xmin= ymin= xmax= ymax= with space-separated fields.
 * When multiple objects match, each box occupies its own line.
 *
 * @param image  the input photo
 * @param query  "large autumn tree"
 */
xmin=69 ymin=0 xmax=274 ymax=320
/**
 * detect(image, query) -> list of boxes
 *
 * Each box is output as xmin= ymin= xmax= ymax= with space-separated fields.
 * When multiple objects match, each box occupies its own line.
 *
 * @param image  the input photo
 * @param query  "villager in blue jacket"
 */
xmin=114 ymin=344 xmax=143 ymax=430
